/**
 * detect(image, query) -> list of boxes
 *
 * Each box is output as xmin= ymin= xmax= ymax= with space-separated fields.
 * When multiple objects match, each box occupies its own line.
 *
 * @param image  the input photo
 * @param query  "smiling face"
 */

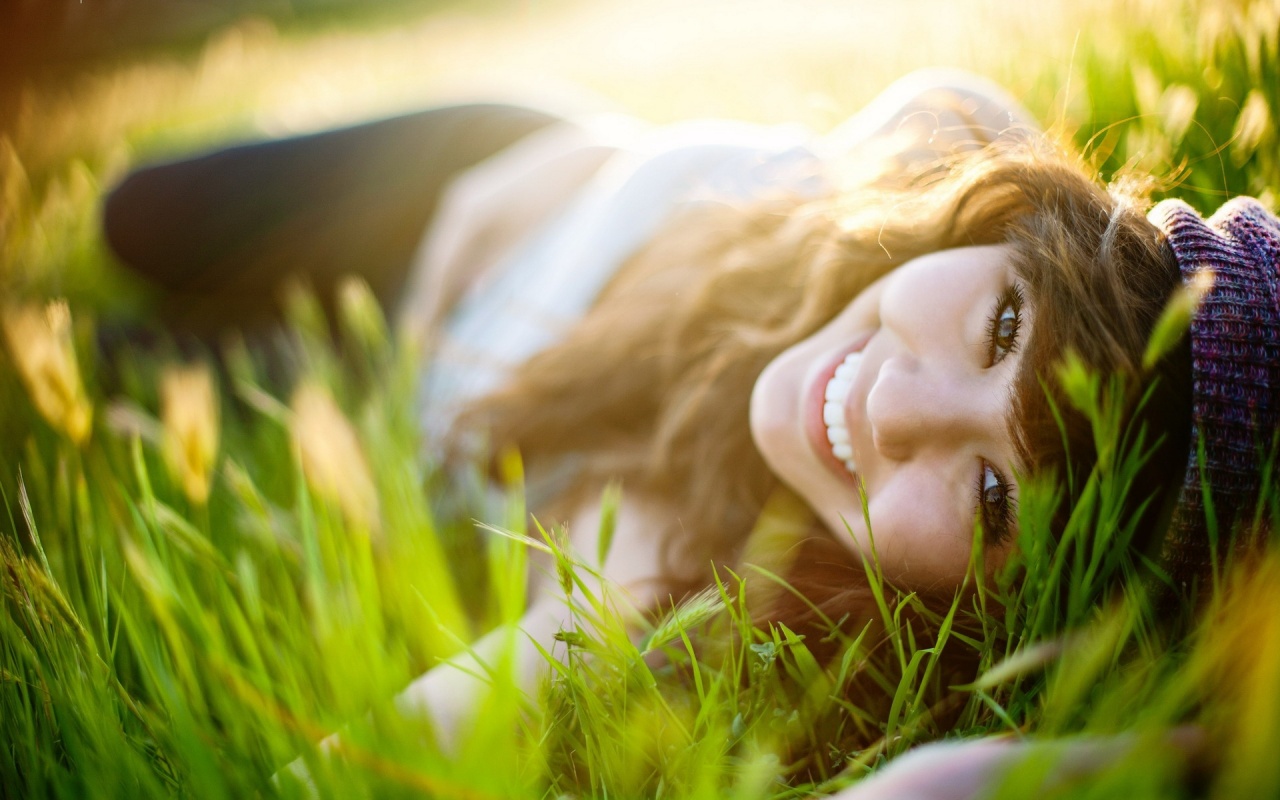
xmin=750 ymin=244 xmax=1028 ymax=587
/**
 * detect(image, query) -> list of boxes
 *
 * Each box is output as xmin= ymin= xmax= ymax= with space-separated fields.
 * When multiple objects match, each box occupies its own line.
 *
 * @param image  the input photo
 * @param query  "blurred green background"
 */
xmin=5 ymin=0 xmax=1274 ymax=317
xmin=1 ymin=1 xmax=1277 ymax=797
xmin=1 ymin=0 xmax=460 ymax=67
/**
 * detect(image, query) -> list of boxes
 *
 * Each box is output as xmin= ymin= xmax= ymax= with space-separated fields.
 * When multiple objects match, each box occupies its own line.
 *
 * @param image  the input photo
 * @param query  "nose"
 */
xmin=864 ymin=356 xmax=987 ymax=460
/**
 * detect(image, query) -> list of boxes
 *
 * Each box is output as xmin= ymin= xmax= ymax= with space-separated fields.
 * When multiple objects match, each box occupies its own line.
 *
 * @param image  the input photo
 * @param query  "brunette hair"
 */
xmin=457 ymin=133 xmax=1193 ymax=772
xmin=460 ymin=133 xmax=1189 ymax=595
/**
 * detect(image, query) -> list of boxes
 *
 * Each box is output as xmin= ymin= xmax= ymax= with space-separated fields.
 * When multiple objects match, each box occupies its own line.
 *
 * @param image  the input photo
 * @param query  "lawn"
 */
xmin=1 ymin=0 xmax=1277 ymax=797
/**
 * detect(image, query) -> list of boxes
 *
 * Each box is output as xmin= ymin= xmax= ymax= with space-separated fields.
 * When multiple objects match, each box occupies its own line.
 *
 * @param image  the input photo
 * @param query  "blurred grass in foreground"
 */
xmin=1 ymin=0 xmax=1278 ymax=796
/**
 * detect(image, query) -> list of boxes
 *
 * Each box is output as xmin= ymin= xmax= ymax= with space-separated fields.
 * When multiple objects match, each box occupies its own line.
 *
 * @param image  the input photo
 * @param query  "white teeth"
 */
xmin=825 ymin=377 xmax=851 ymax=401
xmin=823 ymin=402 xmax=843 ymax=427
xmin=822 ymin=351 xmax=863 ymax=476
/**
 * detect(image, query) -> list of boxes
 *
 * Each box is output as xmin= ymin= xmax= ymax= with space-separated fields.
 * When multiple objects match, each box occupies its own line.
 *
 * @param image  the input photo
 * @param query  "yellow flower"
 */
xmin=1 ymin=300 xmax=92 ymax=445
xmin=160 ymin=364 xmax=220 ymax=505
xmin=290 ymin=382 xmax=380 ymax=534
xmin=336 ymin=275 xmax=389 ymax=351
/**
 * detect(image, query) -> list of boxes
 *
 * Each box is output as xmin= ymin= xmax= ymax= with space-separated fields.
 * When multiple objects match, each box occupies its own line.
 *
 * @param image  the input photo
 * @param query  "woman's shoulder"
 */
xmin=407 ymin=111 xmax=831 ymax=351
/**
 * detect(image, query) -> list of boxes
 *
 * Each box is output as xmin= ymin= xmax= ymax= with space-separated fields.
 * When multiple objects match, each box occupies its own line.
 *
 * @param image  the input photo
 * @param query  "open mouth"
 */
xmin=805 ymin=333 xmax=872 ymax=485
xmin=822 ymin=350 xmax=864 ymax=476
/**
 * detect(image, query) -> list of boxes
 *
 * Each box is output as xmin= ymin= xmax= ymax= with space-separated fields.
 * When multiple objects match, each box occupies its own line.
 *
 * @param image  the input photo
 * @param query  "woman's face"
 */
xmin=750 ymin=244 xmax=1027 ymax=587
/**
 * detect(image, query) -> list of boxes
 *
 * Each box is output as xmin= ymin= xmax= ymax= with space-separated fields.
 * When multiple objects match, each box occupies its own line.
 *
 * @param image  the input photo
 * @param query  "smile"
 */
xmin=823 ymin=350 xmax=863 ymax=475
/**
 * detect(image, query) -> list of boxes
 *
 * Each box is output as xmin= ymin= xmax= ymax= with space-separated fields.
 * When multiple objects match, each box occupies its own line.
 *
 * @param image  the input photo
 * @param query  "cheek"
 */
xmin=750 ymin=327 xmax=837 ymax=458
xmin=753 ymin=268 xmax=888 ymax=399
xmin=830 ymin=472 xmax=977 ymax=587
xmin=749 ymin=346 xmax=802 ymax=452
xmin=751 ymin=289 xmax=879 ymax=452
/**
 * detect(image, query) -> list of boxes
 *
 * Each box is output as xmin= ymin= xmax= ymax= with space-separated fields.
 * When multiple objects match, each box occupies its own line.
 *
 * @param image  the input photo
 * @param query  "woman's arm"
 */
xmin=401 ymin=491 xmax=675 ymax=741
xmin=279 ymin=492 xmax=676 ymax=789
xmin=274 ymin=596 xmax=572 ymax=795
xmin=825 ymin=727 xmax=1204 ymax=800
xmin=398 ymin=122 xmax=620 ymax=351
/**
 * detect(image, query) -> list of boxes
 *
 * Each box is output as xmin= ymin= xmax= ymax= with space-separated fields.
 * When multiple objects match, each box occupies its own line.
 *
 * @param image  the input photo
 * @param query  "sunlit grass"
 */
xmin=1 ymin=0 xmax=1278 ymax=796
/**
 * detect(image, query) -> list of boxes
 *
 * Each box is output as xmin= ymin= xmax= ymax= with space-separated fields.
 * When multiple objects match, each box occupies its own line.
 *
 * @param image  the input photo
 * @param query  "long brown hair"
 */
xmin=456 ymin=132 xmax=1194 ymax=774
xmin=458 ymin=134 xmax=1189 ymax=601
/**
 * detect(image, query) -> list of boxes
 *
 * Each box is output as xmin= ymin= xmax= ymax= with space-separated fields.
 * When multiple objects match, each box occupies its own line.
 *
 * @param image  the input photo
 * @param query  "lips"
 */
xmin=804 ymin=333 xmax=872 ymax=486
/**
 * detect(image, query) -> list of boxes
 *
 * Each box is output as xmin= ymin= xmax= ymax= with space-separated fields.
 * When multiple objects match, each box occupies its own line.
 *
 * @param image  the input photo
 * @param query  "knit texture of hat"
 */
xmin=1149 ymin=196 xmax=1280 ymax=592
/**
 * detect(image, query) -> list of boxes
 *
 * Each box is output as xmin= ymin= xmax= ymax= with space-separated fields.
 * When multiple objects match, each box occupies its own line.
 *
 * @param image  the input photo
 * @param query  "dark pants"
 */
xmin=102 ymin=104 xmax=561 ymax=334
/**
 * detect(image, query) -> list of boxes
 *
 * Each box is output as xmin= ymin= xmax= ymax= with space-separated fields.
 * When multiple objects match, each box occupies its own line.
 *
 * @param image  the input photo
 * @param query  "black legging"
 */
xmin=103 ymin=104 xmax=561 ymax=333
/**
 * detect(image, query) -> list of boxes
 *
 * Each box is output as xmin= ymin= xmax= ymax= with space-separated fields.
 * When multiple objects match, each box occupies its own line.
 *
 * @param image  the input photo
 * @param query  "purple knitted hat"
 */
xmin=1148 ymin=196 xmax=1280 ymax=590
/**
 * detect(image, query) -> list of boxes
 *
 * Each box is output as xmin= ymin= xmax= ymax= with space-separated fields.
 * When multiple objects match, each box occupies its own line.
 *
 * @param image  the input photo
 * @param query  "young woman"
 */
xmin=102 ymin=69 xmax=1278 ymax=794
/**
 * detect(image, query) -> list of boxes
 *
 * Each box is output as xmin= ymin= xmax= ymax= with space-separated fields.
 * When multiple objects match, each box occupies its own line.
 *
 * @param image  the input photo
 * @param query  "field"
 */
xmin=1 ymin=0 xmax=1278 ymax=797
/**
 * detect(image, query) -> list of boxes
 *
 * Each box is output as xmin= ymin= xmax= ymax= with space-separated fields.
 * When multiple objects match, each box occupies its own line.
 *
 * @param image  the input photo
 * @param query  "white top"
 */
xmin=401 ymin=115 xmax=831 ymax=451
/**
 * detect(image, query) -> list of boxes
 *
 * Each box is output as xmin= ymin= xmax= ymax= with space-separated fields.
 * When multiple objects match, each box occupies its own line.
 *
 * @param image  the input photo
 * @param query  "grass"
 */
xmin=1 ymin=0 xmax=1278 ymax=796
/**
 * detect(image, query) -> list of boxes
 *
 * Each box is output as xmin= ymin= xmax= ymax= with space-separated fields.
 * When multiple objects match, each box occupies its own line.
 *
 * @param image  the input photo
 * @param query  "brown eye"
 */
xmin=995 ymin=307 xmax=1018 ymax=351
xmin=982 ymin=465 xmax=1006 ymax=509
xmin=985 ymin=285 xmax=1024 ymax=366
xmin=976 ymin=461 xmax=1016 ymax=545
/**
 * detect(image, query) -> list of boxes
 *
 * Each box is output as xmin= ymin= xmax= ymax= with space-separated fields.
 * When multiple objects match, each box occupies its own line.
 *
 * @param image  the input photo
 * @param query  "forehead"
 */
xmin=899 ymin=243 xmax=1016 ymax=276
xmin=874 ymin=245 xmax=1019 ymax=323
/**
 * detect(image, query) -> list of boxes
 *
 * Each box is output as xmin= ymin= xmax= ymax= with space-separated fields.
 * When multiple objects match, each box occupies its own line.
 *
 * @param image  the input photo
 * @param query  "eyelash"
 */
xmin=985 ymin=284 xmax=1024 ymax=367
xmin=975 ymin=461 xmax=1017 ymax=545
xmin=975 ymin=284 xmax=1024 ymax=545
